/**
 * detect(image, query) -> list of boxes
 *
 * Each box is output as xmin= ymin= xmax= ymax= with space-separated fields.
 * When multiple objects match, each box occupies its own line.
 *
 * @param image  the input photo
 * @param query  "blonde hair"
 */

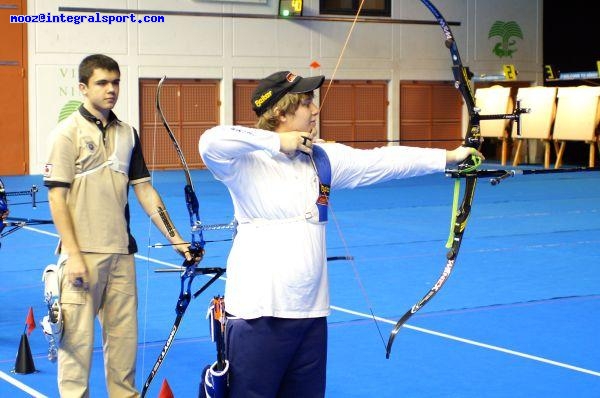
xmin=256 ymin=92 xmax=313 ymax=131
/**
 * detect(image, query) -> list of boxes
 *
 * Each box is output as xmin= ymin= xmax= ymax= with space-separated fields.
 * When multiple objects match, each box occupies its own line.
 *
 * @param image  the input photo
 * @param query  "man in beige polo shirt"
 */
xmin=44 ymin=54 xmax=198 ymax=397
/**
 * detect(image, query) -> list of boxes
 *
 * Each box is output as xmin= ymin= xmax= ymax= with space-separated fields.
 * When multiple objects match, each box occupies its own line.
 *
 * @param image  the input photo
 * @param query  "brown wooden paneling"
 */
xmin=0 ymin=0 xmax=28 ymax=174
xmin=400 ymin=81 xmax=461 ymax=149
xmin=322 ymin=83 xmax=354 ymax=121
xmin=233 ymin=80 xmax=259 ymax=127
xmin=318 ymin=123 xmax=355 ymax=144
xmin=139 ymin=79 xmax=220 ymax=170
xmin=401 ymin=85 xmax=432 ymax=119
xmin=320 ymin=80 xmax=388 ymax=149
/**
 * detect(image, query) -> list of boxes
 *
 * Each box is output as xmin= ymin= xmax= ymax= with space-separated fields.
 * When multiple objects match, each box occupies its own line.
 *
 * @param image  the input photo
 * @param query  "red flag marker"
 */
xmin=158 ymin=378 xmax=174 ymax=398
xmin=25 ymin=307 xmax=36 ymax=336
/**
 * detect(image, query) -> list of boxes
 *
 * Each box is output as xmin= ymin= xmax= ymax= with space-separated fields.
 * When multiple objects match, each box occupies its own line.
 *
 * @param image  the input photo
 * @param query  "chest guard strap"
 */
xmin=312 ymin=145 xmax=331 ymax=222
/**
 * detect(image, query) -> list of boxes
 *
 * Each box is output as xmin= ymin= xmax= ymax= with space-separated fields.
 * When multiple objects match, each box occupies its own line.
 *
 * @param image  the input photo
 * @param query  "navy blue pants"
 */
xmin=225 ymin=316 xmax=327 ymax=398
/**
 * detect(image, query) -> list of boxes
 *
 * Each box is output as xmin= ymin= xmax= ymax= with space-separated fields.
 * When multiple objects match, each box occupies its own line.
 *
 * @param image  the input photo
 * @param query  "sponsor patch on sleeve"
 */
xmin=44 ymin=164 xmax=53 ymax=178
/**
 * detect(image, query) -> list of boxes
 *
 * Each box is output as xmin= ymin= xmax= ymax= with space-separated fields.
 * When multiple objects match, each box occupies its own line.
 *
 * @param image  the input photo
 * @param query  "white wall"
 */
xmin=27 ymin=0 xmax=543 ymax=174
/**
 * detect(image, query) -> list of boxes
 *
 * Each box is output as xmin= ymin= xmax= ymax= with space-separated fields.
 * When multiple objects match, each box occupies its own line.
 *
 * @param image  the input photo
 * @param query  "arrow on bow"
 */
xmin=140 ymin=76 xmax=226 ymax=397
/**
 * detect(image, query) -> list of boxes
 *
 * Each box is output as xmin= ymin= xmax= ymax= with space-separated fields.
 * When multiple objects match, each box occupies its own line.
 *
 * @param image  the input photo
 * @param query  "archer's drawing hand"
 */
xmin=446 ymin=146 xmax=484 ymax=165
xmin=279 ymin=130 xmax=317 ymax=155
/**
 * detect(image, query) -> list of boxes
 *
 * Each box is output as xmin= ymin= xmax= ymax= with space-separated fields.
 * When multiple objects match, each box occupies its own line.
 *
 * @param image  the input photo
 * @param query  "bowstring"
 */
xmin=327 ymin=201 xmax=387 ymax=350
xmin=318 ymin=0 xmax=366 ymax=113
xmin=140 ymin=79 xmax=161 ymax=379
xmin=316 ymin=0 xmax=387 ymax=351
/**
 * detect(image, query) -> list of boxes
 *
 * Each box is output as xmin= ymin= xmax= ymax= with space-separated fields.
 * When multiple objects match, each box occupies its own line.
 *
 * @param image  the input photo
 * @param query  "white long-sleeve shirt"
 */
xmin=199 ymin=125 xmax=447 ymax=319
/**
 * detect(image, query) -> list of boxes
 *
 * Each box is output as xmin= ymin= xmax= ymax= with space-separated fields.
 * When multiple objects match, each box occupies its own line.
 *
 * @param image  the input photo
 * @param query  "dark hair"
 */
xmin=78 ymin=54 xmax=120 ymax=84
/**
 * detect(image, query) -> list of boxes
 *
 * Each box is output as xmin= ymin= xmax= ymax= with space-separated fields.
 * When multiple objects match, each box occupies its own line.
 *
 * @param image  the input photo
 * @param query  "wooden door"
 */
xmin=400 ymin=81 xmax=462 ymax=150
xmin=139 ymin=79 xmax=220 ymax=170
xmin=320 ymin=80 xmax=388 ymax=149
xmin=0 ymin=0 xmax=28 ymax=174
xmin=233 ymin=80 xmax=259 ymax=128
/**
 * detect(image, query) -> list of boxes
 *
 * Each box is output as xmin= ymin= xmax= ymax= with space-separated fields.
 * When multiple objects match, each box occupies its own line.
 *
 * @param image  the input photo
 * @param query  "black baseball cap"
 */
xmin=251 ymin=71 xmax=325 ymax=116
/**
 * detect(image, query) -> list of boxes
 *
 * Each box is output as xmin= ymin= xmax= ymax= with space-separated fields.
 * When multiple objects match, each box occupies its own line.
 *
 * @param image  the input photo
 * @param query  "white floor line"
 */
xmin=22 ymin=225 xmax=57 ymax=237
xmin=331 ymin=305 xmax=600 ymax=377
xmin=0 ymin=370 xmax=48 ymax=398
xmin=19 ymin=226 xmax=600 ymax=379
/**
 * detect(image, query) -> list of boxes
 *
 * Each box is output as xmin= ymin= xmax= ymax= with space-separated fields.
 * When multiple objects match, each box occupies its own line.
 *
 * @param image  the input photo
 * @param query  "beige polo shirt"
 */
xmin=44 ymin=106 xmax=150 ymax=254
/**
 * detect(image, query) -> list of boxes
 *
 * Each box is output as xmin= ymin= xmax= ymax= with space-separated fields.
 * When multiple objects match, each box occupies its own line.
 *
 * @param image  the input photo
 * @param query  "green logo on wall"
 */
xmin=488 ymin=20 xmax=523 ymax=58
xmin=58 ymin=100 xmax=82 ymax=122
